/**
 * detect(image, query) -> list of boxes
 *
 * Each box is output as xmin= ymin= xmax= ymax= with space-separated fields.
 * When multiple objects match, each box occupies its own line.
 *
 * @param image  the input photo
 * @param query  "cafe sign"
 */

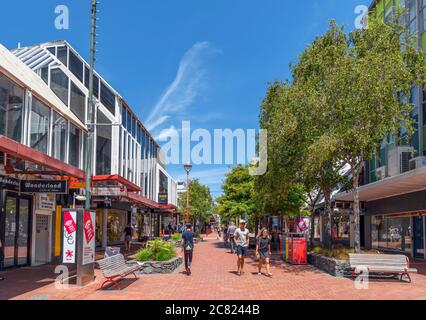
xmin=21 ymin=180 xmax=68 ymax=194
xmin=0 ymin=175 xmax=20 ymax=192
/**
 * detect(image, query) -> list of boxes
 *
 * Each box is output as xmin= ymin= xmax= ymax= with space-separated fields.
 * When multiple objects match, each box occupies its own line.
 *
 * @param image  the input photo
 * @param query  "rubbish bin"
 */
xmin=287 ymin=233 xmax=307 ymax=265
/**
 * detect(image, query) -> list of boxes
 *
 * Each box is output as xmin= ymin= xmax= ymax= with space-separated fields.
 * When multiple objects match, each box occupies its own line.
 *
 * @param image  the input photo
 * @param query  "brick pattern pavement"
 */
xmin=1 ymin=236 xmax=426 ymax=300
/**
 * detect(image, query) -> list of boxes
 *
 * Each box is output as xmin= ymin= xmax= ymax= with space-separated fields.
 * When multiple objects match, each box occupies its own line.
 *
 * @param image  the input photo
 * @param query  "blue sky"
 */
xmin=0 ymin=0 xmax=369 ymax=198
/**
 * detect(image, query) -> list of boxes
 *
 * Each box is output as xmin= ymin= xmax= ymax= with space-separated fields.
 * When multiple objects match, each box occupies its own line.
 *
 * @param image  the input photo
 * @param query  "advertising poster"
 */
xmin=63 ymin=210 xmax=77 ymax=264
xmin=82 ymin=211 xmax=96 ymax=265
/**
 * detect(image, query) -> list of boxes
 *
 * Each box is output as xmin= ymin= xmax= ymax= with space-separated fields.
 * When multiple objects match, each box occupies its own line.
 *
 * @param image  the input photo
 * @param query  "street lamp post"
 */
xmin=184 ymin=162 xmax=192 ymax=224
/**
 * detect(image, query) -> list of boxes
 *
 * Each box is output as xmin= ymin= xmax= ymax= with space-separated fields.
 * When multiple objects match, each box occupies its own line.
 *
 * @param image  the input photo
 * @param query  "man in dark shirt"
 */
xmin=181 ymin=223 xmax=194 ymax=276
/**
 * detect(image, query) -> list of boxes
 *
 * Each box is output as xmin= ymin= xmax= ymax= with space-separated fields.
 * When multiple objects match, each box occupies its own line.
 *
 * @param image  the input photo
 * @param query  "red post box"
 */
xmin=287 ymin=237 xmax=307 ymax=265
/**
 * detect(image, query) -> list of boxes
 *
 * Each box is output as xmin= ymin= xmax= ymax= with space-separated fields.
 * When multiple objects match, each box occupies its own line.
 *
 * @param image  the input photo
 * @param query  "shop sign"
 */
xmin=63 ymin=210 xmax=77 ymax=264
xmin=158 ymin=192 xmax=168 ymax=204
xmin=37 ymin=194 xmax=56 ymax=211
xmin=92 ymin=186 xmax=127 ymax=197
xmin=0 ymin=175 xmax=20 ymax=192
xmin=21 ymin=180 xmax=68 ymax=194
xmin=82 ymin=211 xmax=96 ymax=265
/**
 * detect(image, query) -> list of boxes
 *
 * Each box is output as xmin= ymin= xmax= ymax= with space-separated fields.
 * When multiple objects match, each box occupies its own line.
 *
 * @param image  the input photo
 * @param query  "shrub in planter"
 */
xmin=136 ymin=239 xmax=177 ymax=262
xmin=171 ymin=233 xmax=182 ymax=241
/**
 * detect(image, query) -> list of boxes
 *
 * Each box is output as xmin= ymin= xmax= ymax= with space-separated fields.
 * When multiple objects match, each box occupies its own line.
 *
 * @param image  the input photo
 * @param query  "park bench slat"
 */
xmin=97 ymin=254 xmax=141 ymax=289
xmin=349 ymin=254 xmax=417 ymax=283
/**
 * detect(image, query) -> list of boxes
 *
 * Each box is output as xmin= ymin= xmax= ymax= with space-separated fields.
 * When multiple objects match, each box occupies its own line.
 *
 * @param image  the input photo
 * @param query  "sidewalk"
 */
xmin=1 ymin=236 xmax=426 ymax=300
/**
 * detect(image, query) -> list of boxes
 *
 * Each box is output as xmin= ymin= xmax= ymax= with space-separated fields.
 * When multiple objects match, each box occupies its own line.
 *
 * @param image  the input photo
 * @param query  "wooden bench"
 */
xmin=97 ymin=254 xmax=141 ymax=289
xmin=349 ymin=253 xmax=417 ymax=283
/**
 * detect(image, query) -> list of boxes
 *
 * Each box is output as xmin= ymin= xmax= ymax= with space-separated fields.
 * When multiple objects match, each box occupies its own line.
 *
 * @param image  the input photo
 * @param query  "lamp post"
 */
xmin=184 ymin=162 xmax=192 ymax=224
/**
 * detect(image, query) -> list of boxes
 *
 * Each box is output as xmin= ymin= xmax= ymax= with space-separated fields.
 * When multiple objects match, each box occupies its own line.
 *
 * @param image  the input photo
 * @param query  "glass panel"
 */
xmin=0 ymin=74 xmax=24 ymax=142
xmin=100 ymin=82 xmax=116 ymax=115
xmin=30 ymin=98 xmax=50 ymax=155
xmin=69 ymin=51 xmax=83 ymax=82
xmin=69 ymin=123 xmax=81 ymax=168
xmin=126 ymin=110 xmax=131 ymax=132
xmin=50 ymin=68 xmax=69 ymax=106
xmin=121 ymin=105 xmax=127 ymax=127
xmin=70 ymin=82 xmax=86 ymax=123
xmin=17 ymin=199 xmax=29 ymax=266
xmin=107 ymin=211 xmax=127 ymax=244
xmin=331 ymin=213 xmax=350 ymax=241
xmin=4 ymin=197 xmax=17 ymax=268
xmin=52 ymin=111 xmax=68 ymax=161
xmin=96 ymin=110 xmax=112 ymax=175
xmin=41 ymin=67 xmax=48 ymax=84
xmin=95 ymin=209 xmax=103 ymax=246
xmin=57 ymin=46 xmax=68 ymax=67
xmin=372 ymin=215 xmax=412 ymax=253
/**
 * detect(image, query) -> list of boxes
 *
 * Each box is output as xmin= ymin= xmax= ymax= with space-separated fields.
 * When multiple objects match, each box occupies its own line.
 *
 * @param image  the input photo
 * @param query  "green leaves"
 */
xmin=178 ymin=179 xmax=214 ymax=223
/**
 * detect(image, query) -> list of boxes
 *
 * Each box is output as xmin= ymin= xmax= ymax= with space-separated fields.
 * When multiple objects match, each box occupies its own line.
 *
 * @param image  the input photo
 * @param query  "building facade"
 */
xmin=0 ymin=40 xmax=178 ymax=270
xmin=334 ymin=0 xmax=426 ymax=260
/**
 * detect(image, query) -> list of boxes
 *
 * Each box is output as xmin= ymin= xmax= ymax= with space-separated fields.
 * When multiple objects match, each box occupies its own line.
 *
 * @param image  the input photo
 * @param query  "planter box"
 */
xmin=136 ymin=256 xmax=183 ymax=275
xmin=308 ymin=253 xmax=352 ymax=277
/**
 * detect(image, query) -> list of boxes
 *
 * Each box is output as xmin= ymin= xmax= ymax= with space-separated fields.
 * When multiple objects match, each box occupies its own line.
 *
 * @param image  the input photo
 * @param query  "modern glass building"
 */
xmin=0 ymin=40 xmax=178 ymax=269
xmin=334 ymin=0 xmax=426 ymax=260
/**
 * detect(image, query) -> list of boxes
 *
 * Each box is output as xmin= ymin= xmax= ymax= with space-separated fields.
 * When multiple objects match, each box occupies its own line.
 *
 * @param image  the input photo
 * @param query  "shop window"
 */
xmin=0 ymin=74 xmax=24 ymax=143
xmin=107 ymin=211 xmax=127 ymax=244
xmin=57 ymin=46 xmax=68 ymax=67
xmin=313 ymin=216 xmax=321 ymax=240
xmin=371 ymin=215 xmax=412 ymax=253
xmin=70 ymin=82 xmax=86 ymax=123
xmin=52 ymin=111 xmax=68 ymax=162
xmin=69 ymin=51 xmax=83 ymax=82
xmin=69 ymin=123 xmax=81 ymax=168
xmin=100 ymin=82 xmax=116 ymax=115
xmin=331 ymin=213 xmax=350 ymax=241
xmin=96 ymin=110 xmax=112 ymax=175
xmin=50 ymin=68 xmax=69 ymax=106
xmin=30 ymin=98 xmax=50 ymax=155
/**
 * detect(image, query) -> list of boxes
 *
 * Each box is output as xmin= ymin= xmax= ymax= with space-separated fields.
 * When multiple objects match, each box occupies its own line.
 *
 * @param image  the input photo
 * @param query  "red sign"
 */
xmin=83 ymin=212 xmax=95 ymax=244
xmin=64 ymin=211 xmax=77 ymax=235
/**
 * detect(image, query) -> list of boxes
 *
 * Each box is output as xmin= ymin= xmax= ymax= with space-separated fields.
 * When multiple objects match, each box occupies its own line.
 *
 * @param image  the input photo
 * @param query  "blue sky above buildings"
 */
xmin=1 ymin=0 xmax=369 ymax=198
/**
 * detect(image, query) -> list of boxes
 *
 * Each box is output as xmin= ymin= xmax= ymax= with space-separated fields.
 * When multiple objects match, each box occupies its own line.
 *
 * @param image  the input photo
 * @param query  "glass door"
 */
xmin=3 ymin=197 xmax=17 ymax=268
xmin=3 ymin=195 xmax=31 ymax=268
xmin=413 ymin=216 xmax=425 ymax=259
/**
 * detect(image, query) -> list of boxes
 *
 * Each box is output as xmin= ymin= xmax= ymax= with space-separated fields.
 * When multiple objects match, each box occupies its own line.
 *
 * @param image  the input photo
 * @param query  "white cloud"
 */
xmin=145 ymin=41 xmax=218 ymax=133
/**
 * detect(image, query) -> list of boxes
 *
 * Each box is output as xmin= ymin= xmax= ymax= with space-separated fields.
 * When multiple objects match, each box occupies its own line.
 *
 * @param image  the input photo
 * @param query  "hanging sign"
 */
xmin=0 ymin=175 xmax=20 ymax=192
xmin=158 ymin=192 xmax=168 ymax=204
xmin=82 ymin=211 xmax=96 ymax=265
xmin=63 ymin=210 xmax=77 ymax=264
xmin=21 ymin=180 xmax=68 ymax=194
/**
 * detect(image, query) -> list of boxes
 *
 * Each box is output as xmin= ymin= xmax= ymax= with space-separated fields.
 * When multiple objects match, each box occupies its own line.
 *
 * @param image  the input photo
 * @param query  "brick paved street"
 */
xmin=1 ymin=235 xmax=426 ymax=300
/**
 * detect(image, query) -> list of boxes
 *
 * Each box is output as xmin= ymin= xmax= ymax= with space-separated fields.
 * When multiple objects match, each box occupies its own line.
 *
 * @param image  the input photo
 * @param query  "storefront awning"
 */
xmin=92 ymin=175 xmax=141 ymax=192
xmin=333 ymin=166 xmax=426 ymax=202
xmin=0 ymin=135 xmax=86 ymax=180
xmin=126 ymin=192 xmax=159 ymax=209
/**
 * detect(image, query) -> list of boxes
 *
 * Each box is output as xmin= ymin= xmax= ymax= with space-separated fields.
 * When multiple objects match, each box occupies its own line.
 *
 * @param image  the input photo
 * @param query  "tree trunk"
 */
xmin=352 ymin=168 xmax=361 ymax=254
xmin=322 ymin=191 xmax=332 ymax=250
xmin=309 ymin=210 xmax=316 ymax=249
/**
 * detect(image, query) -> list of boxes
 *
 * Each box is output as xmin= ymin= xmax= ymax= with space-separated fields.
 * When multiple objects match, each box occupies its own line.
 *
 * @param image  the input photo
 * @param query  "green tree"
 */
xmin=178 ymin=179 xmax=214 ymax=225
xmin=216 ymin=165 xmax=256 ymax=225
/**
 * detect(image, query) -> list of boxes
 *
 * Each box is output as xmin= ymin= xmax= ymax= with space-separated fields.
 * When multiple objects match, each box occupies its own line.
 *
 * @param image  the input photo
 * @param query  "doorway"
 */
xmin=413 ymin=216 xmax=425 ymax=259
xmin=34 ymin=214 xmax=50 ymax=265
xmin=3 ymin=194 xmax=32 ymax=268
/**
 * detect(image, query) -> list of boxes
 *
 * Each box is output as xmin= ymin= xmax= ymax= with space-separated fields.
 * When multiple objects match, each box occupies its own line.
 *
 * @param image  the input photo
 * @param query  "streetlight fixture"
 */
xmin=184 ymin=162 xmax=192 ymax=224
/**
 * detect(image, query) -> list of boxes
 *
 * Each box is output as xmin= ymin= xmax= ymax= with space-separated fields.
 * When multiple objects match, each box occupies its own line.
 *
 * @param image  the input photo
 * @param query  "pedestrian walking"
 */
xmin=223 ymin=224 xmax=229 ymax=248
xmin=181 ymin=223 xmax=195 ymax=276
xmin=234 ymin=220 xmax=250 ymax=276
xmin=227 ymin=222 xmax=237 ymax=253
xmin=256 ymin=228 xmax=273 ymax=277
xmin=123 ymin=223 xmax=134 ymax=253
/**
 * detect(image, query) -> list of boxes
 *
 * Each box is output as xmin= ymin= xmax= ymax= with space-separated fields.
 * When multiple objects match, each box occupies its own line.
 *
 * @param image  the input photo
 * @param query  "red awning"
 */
xmin=92 ymin=174 xmax=141 ymax=192
xmin=0 ymin=135 xmax=85 ymax=180
xmin=126 ymin=192 xmax=159 ymax=209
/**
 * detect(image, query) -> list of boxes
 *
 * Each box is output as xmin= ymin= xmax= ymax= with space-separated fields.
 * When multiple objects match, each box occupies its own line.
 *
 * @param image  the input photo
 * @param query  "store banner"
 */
xmin=63 ymin=211 xmax=77 ymax=264
xmin=21 ymin=180 xmax=68 ymax=194
xmin=158 ymin=192 xmax=168 ymax=204
xmin=0 ymin=175 xmax=20 ymax=191
xmin=82 ymin=211 xmax=96 ymax=265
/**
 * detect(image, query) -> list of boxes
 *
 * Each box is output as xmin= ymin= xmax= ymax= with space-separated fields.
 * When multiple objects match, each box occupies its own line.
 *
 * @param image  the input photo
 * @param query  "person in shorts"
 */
xmin=256 ymin=228 xmax=272 ymax=277
xmin=123 ymin=223 xmax=134 ymax=252
xmin=233 ymin=220 xmax=250 ymax=276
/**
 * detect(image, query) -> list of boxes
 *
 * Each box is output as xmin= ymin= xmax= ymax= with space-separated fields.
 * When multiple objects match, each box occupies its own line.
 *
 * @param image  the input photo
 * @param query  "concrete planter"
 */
xmin=136 ymin=256 xmax=183 ymax=275
xmin=308 ymin=253 xmax=352 ymax=277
